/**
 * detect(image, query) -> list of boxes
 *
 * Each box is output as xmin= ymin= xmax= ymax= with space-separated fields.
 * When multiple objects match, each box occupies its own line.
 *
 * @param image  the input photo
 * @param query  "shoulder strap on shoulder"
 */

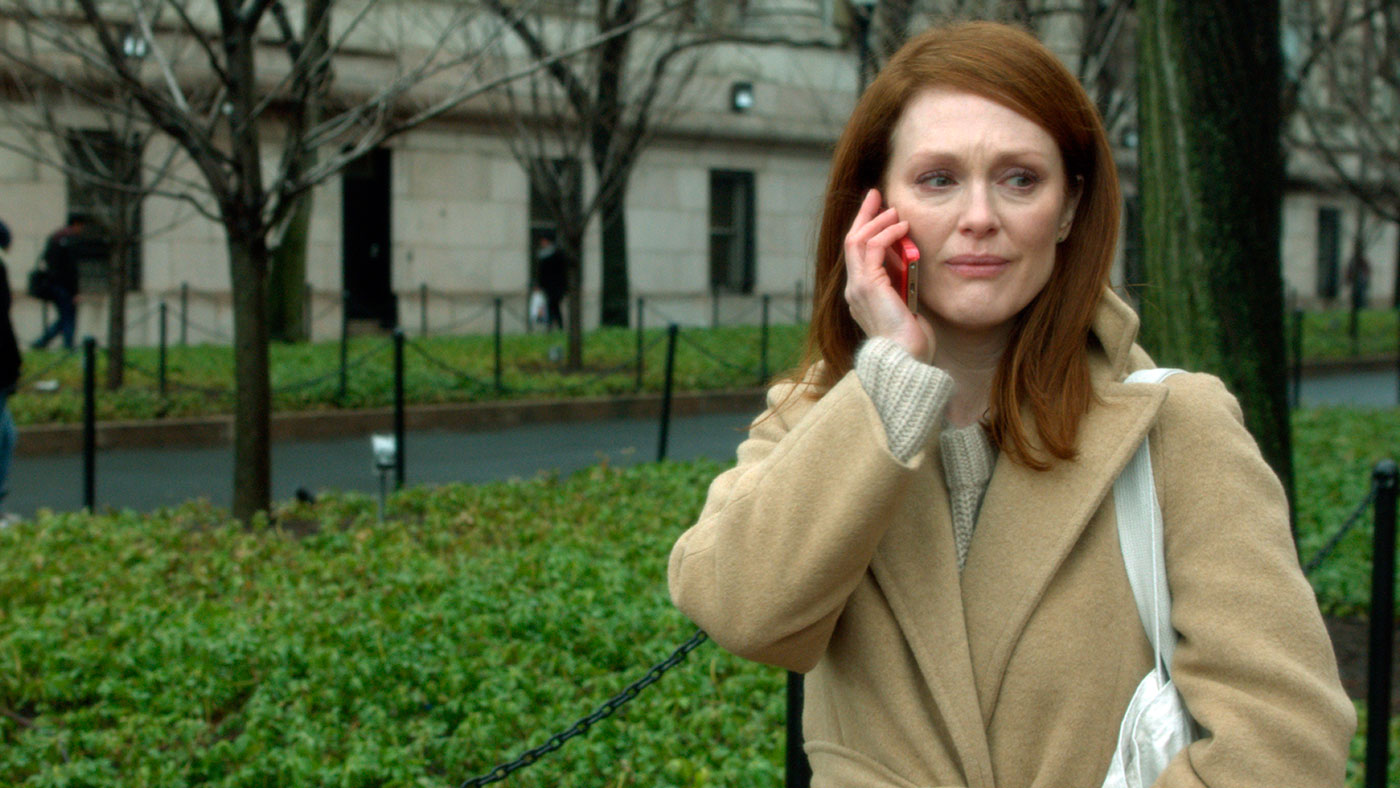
xmin=1114 ymin=368 xmax=1183 ymax=677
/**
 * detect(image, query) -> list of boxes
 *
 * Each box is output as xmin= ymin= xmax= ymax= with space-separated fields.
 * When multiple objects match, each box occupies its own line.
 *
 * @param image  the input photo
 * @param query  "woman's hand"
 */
xmin=843 ymin=189 xmax=937 ymax=364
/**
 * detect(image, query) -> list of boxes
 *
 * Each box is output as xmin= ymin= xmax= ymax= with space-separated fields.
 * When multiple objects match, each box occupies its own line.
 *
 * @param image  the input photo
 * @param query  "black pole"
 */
xmin=493 ymin=297 xmax=503 ymax=393
xmin=180 ymin=282 xmax=189 ymax=346
xmin=339 ymin=289 xmax=350 ymax=400
xmin=795 ymin=280 xmax=804 ymax=324
xmin=82 ymin=336 xmax=96 ymax=511
xmin=760 ymin=294 xmax=771 ymax=385
xmin=635 ymin=296 xmax=645 ymax=391
xmin=1394 ymin=304 xmax=1398 ymax=406
xmin=304 ymin=282 xmax=312 ymax=340
xmin=1365 ymin=459 xmax=1397 ymax=788
xmin=421 ymin=283 xmax=429 ymax=337
xmin=712 ymin=289 xmax=720 ymax=329
xmin=1291 ymin=306 xmax=1304 ymax=409
xmin=158 ymin=302 xmax=168 ymax=399
xmin=786 ymin=672 xmax=812 ymax=788
xmin=394 ymin=328 xmax=406 ymax=491
xmin=657 ymin=324 xmax=678 ymax=462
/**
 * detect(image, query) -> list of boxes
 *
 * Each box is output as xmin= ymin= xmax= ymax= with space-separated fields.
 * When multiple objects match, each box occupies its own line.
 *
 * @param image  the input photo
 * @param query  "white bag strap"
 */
xmin=1115 ymin=368 xmax=1183 ymax=678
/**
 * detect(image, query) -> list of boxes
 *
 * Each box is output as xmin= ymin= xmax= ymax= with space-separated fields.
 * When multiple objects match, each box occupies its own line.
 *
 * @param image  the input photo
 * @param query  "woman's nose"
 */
xmin=958 ymin=184 xmax=998 ymax=238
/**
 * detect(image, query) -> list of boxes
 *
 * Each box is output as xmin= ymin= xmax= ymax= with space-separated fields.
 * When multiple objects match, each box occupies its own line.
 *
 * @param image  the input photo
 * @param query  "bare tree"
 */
xmin=0 ymin=0 xmax=636 ymax=520
xmin=1283 ymin=0 xmax=1399 ymax=307
xmin=0 ymin=21 xmax=192 ymax=389
xmin=852 ymin=0 xmax=1136 ymax=141
xmin=483 ymin=0 xmax=840 ymax=367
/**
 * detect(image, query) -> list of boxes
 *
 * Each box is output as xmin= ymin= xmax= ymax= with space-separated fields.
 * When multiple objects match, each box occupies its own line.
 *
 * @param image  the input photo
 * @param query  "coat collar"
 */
xmin=868 ymin=288 xmax=1166 ymax=786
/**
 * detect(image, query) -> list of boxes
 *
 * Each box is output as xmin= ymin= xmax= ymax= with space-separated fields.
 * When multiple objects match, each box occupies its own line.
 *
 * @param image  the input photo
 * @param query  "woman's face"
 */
xmin=881 ymin=88 xmax=1079 ymax=339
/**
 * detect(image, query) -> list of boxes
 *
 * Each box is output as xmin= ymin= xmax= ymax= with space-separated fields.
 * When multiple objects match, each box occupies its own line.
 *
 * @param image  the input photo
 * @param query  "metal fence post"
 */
xmin=1365 ymin=459 xmax=1397 ymax=788
xmin=421 ymin=283 xmax=429 ymax=337
xmin=795 ymin=280 xmax=804 ymax=324
xmin=787 ymin=672 xmax=811 ymax=788
xmin=1291 ymin=305 xmax=1303 ymax=409
xmin=304 ymin=282 xmax=312 ymax=341
xmin=657 ymin=324 xmax=678 ymax=462
xmin=82 ymin=336 xmax=96 ymax=511
xmin=158 ymin=302 xmax=168 ymax=399
xmin=760 ymin=294 xmax=771 ymax=385
xmin=712 ymin=289 xmax=720 ymax=329
xmin=493 ymin=297 xmax=503 ymax=393
xmin=339 ymin=289 xmax=350 ymax=400
xmin=635 ymin=296 xmax=645 ymax=392
xmin=394 ymin=328 xmax=406 ymax=491
xmin=180 ymin=282 xmax=189 ymax=346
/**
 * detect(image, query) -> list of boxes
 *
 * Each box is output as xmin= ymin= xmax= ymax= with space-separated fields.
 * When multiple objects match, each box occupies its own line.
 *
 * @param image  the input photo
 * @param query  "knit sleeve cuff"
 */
xmin=854 ymin=336 xmax=954 ymax=463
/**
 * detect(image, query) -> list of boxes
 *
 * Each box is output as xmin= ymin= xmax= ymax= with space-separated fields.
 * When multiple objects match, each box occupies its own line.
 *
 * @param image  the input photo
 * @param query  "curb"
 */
xmin=16 ymin=389 xmax=769 ymax=457
xmin=1299 ymin=355 xmax=1398 ymax=374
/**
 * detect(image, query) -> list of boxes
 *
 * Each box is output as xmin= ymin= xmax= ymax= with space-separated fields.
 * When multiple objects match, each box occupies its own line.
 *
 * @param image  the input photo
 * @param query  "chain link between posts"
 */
xmin=1302 ymin=482 xmax=1379 ymax=576
xmin=455 ymin=630 xmax=709 ymax=788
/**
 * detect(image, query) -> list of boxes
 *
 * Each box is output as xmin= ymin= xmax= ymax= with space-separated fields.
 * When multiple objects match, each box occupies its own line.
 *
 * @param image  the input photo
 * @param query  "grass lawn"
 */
xmin=10 ymin=307 xmax=1395 ymax=427
xmin=0 ymin=403 xmax=1397 ymax=786
xmin=10 ymin=324 xmax=808 ymax=426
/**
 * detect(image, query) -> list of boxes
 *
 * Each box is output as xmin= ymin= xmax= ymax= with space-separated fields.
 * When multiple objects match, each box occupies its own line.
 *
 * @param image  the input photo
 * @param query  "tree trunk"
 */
xmin=268 ymin=190 xmax=312 ymax=343
xmin=228 ymin=231 xmax=272 ymax=521
xmin=1136 ymin=1 xmax=1293 ymax=498
xmin=598 ymin=186 xmax=630 ymax=327
xmin=104 ymin=236 xmax=129 ymax=390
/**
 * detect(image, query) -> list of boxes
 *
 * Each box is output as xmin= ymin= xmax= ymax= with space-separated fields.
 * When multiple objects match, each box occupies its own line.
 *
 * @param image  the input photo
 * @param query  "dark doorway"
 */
xmin=342 ymin=148 xmax=397 ymax=328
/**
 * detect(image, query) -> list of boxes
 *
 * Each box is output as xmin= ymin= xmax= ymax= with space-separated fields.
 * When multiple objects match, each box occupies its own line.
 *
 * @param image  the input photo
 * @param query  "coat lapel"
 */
xmin=959 ymin=380 xmax=1168 ymax=720
xmin=869 ymin=452 xmax=997 ymax=788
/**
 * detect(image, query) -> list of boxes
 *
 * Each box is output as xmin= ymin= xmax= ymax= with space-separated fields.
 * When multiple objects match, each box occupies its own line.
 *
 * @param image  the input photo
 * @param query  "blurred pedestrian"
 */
xmin=0 ymin=219 xmax=22 ymax=525
xmin=535 ymin=235 xmax=569 ymax=332
xmin=31 ymin=213 xmax=87 ymax=350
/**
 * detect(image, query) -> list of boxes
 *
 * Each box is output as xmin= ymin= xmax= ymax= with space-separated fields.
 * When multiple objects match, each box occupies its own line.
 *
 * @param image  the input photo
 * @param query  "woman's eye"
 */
xmin=1005 ymin=170 xmax=1040 ymax=189
xmin=919 ymin=172 xmax=955 ymax=188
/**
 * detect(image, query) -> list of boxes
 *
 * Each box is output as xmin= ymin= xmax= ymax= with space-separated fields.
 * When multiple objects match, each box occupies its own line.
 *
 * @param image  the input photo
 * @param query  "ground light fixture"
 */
xmin=731 ymin=81 xmax=755 ymax=113
xmin=372 ymin=433 xmax=397 ymax=522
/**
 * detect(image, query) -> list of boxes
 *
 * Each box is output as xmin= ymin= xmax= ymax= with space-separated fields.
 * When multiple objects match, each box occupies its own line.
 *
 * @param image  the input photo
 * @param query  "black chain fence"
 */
xmin=456 ymin=630 xmax=709 ymax=788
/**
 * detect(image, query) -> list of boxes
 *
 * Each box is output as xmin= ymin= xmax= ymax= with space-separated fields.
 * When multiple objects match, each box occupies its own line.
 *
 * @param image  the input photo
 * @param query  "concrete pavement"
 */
xmin=5 ymin=366 xmax=1395 ymax=518
xmin=7 ymin=410 xmax=757 ymax=517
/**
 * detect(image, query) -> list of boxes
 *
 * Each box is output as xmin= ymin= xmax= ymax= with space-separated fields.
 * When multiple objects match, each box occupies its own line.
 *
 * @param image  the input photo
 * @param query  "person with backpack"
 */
xmin=31 ymin=213 xmax=87 ymax=351
xmin=0 ymin=219 xmax=23 ymax=525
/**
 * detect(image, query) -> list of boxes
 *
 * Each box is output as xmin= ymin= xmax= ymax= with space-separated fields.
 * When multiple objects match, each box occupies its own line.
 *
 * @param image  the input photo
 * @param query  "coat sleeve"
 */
xmin=1153 ymin=373 xmax=1355 ymax=787
xmin=668 ymin=370 xmax=932 ymax=673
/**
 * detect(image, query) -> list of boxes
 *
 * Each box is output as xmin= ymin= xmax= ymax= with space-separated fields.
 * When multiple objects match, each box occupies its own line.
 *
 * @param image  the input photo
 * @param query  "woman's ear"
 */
xmin=1057 ymin=175 xmax=1084 ymax=242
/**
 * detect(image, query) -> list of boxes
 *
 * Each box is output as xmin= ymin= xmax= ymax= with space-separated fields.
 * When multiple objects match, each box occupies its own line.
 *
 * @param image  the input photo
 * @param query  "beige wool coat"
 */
xmin=669 ymin=291 xmax=1355 ymax=788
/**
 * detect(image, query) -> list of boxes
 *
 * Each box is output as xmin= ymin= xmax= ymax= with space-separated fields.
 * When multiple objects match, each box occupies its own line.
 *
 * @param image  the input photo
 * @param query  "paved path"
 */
xmin=7 ymin=368 xmax=1396 ymax=518
xmin=1297 ymin=367 xmax=1398 ymax=408
xmin=8 ymin=411 xmax=755 ymax=517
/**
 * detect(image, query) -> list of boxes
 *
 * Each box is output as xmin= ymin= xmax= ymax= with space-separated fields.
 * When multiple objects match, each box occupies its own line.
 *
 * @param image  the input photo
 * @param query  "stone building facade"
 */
xmin=0 ymin=4 xmax=1391 ymax=349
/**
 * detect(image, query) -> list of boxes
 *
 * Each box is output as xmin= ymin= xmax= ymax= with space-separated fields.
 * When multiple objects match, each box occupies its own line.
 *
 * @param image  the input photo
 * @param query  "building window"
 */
xmin=528 ymin=157 xmax=582 ymax=253
xmin=1316 ymin=206 xmax=1341 ymax=300
xmin=64 ymin=129 xmax=141 ymax=293
xmin=709 ymin=170 xmax=755 ymax=294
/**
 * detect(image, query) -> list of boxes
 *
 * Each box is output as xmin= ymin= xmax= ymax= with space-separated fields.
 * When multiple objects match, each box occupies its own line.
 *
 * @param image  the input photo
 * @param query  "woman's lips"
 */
xmin=944 ymin=254 xmax=1010 ymax=278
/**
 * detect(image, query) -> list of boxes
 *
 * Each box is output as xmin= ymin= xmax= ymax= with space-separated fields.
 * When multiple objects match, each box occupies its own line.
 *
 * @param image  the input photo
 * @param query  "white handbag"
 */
xmin=1101 ymin=368 xmax=1201 ymax=788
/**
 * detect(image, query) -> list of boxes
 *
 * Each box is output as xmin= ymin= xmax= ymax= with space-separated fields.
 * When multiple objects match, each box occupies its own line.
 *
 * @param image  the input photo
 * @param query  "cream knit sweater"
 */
xmin=855 ymin=337 xmax=997 ymax=571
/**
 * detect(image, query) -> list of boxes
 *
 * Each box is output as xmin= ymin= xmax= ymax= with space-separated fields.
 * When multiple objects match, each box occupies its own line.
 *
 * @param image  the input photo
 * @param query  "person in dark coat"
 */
xmin=31 ymin=213 xmax=87 ymax=350
xmin=0 ymin=219 xmax=22 ymax=521
xmin=535 ymin=235 xmax=569 ymax=332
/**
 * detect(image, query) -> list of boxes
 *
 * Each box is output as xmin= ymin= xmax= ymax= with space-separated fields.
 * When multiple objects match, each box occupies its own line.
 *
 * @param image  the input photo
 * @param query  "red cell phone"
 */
xmin=889 ymin=237 xmax=920 ymax=312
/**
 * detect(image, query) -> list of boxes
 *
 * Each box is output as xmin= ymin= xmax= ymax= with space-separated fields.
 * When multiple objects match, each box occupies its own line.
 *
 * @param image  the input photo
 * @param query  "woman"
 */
xmin=668 ymin=22 xmax=1353 ymax=788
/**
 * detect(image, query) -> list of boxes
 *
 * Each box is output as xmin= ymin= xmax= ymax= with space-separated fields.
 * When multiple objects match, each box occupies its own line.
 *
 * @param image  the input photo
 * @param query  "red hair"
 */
xmin=796 ymin=21 xmax=1120 ymax=469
